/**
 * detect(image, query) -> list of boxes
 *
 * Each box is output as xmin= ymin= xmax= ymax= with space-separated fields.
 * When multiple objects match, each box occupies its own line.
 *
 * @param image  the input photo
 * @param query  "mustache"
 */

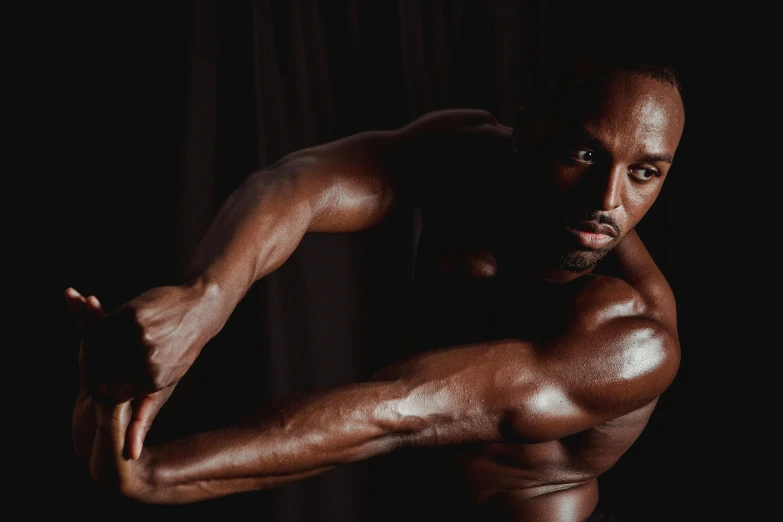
xmin=564 ymin=211 xmax=622 ymax=236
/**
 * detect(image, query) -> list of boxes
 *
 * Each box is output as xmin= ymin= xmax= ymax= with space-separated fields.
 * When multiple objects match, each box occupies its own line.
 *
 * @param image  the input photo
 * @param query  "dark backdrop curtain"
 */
xmin=39 ymin=1 xmax=723 ymax=520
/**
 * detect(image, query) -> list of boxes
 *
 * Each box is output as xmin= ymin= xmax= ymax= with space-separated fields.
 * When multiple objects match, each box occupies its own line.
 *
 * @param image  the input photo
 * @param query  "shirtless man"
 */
xmin=66 ymin=47 xmax=685 ymax=521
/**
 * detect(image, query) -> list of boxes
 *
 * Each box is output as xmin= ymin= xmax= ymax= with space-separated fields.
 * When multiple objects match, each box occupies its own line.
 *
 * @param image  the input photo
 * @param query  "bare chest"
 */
xmin=406 ymin=227 xmax=658 ymax=490
xmin=408 ymin=226 xmax=568 ymax=352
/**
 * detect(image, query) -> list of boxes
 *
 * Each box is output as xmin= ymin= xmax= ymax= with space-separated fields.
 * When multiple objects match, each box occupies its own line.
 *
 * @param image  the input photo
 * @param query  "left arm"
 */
xmin=118 ymin=345 xmax=520 ymax=503
xmin=90 ymin=284 xmax=678 ymax=504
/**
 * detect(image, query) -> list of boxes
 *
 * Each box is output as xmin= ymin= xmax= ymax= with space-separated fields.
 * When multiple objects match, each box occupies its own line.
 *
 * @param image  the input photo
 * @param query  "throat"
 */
xmin=493 ymin=241 xmax=595 ymax=286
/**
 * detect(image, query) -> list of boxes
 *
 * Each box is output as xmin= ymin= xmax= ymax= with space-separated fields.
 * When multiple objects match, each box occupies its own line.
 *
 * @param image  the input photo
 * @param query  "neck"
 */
xmin=490 ymin=227 xmax=596 ymax=286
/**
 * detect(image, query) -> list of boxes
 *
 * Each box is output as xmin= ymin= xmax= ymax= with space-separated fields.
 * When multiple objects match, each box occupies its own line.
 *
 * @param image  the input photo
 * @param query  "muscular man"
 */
xmin=67 ymin=46 xmax=685 ymax=521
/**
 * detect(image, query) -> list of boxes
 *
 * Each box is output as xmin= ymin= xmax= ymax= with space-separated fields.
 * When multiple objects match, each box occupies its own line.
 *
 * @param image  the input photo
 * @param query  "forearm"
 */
xmin=134 ymin=344 xmax=533 ymax=504
xmin=181 ymin=161 xmax=319 ymax=312
xmin=182 ymin=133 xmax=399 ymax=314
xmin=139 ymin=381 xmax=414 ymax=503
xmin=108 ymin=334 xmax=661 ymax=504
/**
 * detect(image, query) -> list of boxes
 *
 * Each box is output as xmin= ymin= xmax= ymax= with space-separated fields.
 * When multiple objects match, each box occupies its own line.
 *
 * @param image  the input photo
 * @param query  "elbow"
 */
xmin=87 ymin=470 xmax=141 ymax=503
xmin=88 ymin=453 xmax=160 ymax=505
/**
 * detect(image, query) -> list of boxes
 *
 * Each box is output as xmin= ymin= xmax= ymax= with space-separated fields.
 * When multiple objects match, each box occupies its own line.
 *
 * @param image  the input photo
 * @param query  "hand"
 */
xmin=67 ymin=281 xmax=222 ymax=459
xmin=68 ymin=292 xmax=149 ymax=499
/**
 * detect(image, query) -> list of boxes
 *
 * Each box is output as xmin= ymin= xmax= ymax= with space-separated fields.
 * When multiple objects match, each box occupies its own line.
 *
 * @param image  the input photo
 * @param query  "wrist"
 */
xmin=180 ymin=275 xmax=239 ymax=340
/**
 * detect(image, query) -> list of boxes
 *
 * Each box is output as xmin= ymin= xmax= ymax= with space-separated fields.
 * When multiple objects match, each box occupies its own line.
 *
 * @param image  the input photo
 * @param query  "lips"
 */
xmin=563 ymin=219 xmax=619 ymax=249
xmin=569 ymin=220 xmax=619 ymax=238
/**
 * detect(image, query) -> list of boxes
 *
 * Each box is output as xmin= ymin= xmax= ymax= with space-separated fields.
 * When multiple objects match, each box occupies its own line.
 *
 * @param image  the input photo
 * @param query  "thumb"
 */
xmin=91 ymin=400 xmax=133 ymax=487
xmin=125 ymin=386 xmax=176 ymax=460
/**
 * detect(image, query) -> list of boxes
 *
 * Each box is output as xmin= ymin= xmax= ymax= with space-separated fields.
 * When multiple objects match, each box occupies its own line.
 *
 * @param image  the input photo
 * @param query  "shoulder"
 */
xmin=393 ymin=109 xmax=512 ymax=205
xmin=566 ymin=274 xmax=650 ymax=325
xmin=400 ymin=108 xmax=504 ymax=135
xmin=395 ymin=109 xmax=511 ymax=156
xmin=567 ymin=274 xmax=674 ymax=332
xmin=557 ymin=274 xmax=681 ymax=411
xmin=498 ymin=274 xmax=680 ymax=441
xmin=593 ymin=231 xmax=678 ymax=331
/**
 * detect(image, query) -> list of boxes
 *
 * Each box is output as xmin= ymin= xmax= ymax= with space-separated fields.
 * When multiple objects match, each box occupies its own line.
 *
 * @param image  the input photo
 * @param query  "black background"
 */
xmin=15 ymin=1 xmax=757 ymax=520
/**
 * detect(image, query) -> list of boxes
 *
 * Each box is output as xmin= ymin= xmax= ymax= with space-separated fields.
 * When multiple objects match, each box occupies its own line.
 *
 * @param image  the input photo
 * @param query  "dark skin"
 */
xmin=68 ymin=67 xmax=685 ymax=521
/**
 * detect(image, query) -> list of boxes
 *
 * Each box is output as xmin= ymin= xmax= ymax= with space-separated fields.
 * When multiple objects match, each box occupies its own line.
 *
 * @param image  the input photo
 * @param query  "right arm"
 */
xmin=184 ymin=108 xmax=502 ymax=311
xmin=182 ymin=128 xmax=402 ymax=316
xmin=74 ymin=109 xmax=501 ymax=457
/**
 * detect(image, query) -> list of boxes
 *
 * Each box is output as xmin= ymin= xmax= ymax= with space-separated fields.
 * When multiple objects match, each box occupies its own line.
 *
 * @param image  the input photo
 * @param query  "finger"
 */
xmin=125 ymin=387 xmax=175 ymax=460
xmin=65 ymin=288 xmax=99 ymax=328
xmin=65 ymin=286 xmax=84 ymax=301
xmin=65 ymin=287 xmax=88 ymax=316
xmin=86 ymin=295 xmax=106 ymax=320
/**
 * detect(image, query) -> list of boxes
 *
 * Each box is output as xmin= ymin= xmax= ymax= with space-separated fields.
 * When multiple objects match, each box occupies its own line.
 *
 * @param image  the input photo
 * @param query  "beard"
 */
xmin=552 ymin=210 xmax=622 ymax=272
xmin=554 ymin=245 xmax=612 ymax=272
xmin=522 ymin=224 xmax=615 ymax=273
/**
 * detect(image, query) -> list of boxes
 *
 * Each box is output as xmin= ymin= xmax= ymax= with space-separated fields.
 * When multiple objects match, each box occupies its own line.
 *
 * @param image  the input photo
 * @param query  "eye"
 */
xmin=629 ymin=167 xmax=659 ymax=181
xmin=571 ymin=149 xmax=593 ymax=163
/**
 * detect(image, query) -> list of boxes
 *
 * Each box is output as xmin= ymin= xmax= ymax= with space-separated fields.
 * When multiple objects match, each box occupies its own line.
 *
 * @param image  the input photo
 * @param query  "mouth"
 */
xmin=564 ymin=220 xmax=618 ymax=249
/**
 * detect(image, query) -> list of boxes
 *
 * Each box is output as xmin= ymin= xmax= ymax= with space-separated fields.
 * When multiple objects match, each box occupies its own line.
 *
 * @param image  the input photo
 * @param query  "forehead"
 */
xmin=546 ymin=70 xmax=685 ymax=155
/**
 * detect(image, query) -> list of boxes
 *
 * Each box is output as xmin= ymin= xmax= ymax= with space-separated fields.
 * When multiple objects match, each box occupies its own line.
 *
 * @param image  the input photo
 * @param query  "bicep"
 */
xmin=303 ymin=129 xmax=404 ymax=232
xmin=305 ymin=109 xmax=500 ymax=232
xmin=372 ymin=315 xmax=679 ymax=446
xmin=369 ymin=340 xmax=535 ymax=446
xmin=503 ymin=315 xmax=680 ymax=442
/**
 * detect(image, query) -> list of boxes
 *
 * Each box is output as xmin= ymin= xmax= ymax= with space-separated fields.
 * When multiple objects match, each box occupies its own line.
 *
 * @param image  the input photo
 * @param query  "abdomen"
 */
xmin=449 ymin=401 xmax=658 ymax=519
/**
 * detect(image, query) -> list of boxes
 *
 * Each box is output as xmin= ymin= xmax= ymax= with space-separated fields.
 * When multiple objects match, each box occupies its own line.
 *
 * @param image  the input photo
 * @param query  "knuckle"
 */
xmin=120 ymin=306 xmax=148 ymax=339
xmin=140 ymin=328 xmax=157 ymax=346
xmin=150 ymin=372 xmax=168 ymax=391
xmin=128 ymin=305 xmax=145 ymax=325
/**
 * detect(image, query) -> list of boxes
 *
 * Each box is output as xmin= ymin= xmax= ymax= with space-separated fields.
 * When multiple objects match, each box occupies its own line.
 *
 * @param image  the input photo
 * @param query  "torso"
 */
xmin=390 ymin=121 xmax=668 ymax=521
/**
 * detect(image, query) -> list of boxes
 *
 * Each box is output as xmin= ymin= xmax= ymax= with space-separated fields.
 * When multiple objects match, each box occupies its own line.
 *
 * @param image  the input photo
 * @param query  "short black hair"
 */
xmin=530 ymin=3 xmax=687 ymax=110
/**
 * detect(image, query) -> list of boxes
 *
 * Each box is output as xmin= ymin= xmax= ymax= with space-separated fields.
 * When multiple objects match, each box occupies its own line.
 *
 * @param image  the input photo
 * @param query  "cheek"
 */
xmin=547 ymin=163 xmax=583 ymax=192
xmin=623 ymin=186 xmax=662 ymax=226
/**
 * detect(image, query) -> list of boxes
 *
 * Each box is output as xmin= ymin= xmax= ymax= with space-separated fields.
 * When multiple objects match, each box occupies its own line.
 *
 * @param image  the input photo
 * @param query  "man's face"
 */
xmin=520 ymin=69 xmax=685 ymax=272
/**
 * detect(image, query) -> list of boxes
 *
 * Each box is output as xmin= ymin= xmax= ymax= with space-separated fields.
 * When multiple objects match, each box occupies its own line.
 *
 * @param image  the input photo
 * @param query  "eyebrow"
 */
xmin=567 ymin=129 xmax=674 ymax=164
xmin=637 ymin=153 xmax=674 ymax=164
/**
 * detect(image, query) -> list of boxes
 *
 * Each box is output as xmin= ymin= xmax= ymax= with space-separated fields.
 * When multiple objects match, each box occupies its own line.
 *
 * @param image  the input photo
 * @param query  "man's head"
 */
xmin=512 ymin=47 xmax=685 ymax=273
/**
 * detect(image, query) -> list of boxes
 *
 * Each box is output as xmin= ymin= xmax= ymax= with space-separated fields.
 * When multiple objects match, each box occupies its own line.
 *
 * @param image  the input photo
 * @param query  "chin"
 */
xmin=555 ymin=248 xmax=610 ymax=273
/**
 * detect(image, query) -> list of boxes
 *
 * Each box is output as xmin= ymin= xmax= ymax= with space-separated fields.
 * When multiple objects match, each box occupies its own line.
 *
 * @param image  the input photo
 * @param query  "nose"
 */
xmin=588 ymin=163 xmax=624 ymax=211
